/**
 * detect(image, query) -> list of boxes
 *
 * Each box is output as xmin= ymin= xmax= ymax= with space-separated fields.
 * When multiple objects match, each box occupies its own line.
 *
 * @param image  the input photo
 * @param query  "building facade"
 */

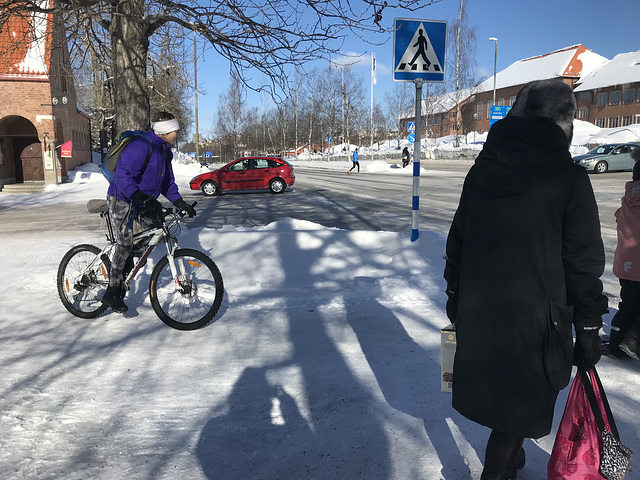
xmin=574 ymin=51 xmax=640 ymax=129
xmin=0 ymin=6 xmax=91 ymax=189
xmin=401 ymin=46 xmax=640 ymax=143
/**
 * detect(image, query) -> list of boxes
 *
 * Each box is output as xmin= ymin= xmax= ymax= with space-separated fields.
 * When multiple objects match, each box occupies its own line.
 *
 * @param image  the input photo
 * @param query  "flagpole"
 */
xmin=371 ymin=52 xmax=375 ymax=161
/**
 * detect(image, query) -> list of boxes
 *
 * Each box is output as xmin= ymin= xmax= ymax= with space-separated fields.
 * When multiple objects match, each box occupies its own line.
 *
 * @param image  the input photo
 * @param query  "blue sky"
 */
xmin=192 ymin=0 xmax=638 ymax=136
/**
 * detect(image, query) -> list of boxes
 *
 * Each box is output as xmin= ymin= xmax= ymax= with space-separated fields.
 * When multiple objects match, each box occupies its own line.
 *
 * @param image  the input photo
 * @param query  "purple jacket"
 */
xmin=613 ymin=180 xmax=640 ymax=281
xmin=107 ymin=130 xmax=182 ymax=206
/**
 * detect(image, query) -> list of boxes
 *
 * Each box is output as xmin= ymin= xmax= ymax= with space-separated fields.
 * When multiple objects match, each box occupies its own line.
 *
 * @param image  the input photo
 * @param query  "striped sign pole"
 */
xmin=411 ymin=79 xmax=424 ymax=242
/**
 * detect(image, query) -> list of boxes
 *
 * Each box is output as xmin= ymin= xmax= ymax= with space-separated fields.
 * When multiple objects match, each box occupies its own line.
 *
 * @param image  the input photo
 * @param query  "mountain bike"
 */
xmin=57 ymin=199 xmax=224 ymax=331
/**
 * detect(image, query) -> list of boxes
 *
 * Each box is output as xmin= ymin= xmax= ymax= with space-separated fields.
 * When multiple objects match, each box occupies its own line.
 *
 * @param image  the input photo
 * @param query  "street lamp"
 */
xmin=489 ymin=37 xmax=498 ymax=106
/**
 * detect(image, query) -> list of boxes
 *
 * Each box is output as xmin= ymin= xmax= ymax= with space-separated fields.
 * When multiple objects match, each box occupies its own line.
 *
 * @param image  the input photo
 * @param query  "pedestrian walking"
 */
xmin=443 ymin=79 xmax=607 ymax=479
xmin=101 ymin=111 xmax=196 ymax=314
xmin=348 ymin=148 xmax=360 ymax=174
xmin=610 ymin=148 xmax=640 ymax=361
xmin=402 ymin=147 xmax=410 ymax=168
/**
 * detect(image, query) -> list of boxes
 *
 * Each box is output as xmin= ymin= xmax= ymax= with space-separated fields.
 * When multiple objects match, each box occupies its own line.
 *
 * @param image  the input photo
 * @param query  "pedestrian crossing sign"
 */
xmin=393 ymin=18 xmax=447 ymax=82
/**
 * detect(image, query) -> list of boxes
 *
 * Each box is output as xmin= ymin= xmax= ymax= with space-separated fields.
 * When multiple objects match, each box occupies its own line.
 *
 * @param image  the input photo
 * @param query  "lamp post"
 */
xmin=489 ymin=37 xmax=498 ymax=106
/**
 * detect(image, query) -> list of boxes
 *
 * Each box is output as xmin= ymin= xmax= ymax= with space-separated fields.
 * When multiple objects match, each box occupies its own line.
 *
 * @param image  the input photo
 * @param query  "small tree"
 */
xmin=384 ymin=83 xmax=413 ymax=149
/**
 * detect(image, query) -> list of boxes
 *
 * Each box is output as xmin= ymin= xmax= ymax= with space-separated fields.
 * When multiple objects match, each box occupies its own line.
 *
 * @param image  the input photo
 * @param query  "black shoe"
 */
xmin=619 ymin=336 xmax=640 ymax=361
xmin=481 ymin=448 xmax=525 ymax=480
xmin=102 ymin=285 xmax=128 ymax=314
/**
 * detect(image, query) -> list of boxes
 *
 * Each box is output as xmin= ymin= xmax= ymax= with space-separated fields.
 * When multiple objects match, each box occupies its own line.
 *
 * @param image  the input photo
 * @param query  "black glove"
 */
xmin=573 ymin=330 xmax=602 ymax=370
xmin=131 ymin=190 xmax=163 ymax=219
xmin=174 ymin=198 xmax=196 ymax=218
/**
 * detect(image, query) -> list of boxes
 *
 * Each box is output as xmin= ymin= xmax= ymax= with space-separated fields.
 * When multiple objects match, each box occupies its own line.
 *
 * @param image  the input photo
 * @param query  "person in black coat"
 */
xmin=444 ymin=79 xmax=607 ymax=480
xmin=402 ymin=146 xmax=410 ymax=168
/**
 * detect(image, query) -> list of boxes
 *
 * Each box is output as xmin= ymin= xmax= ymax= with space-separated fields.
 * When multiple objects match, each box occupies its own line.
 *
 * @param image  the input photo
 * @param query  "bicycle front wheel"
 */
xmin=57 ymin=244 xmax=110 ymax=319
xmin=149 ymin=248 xmax=224 ymax=330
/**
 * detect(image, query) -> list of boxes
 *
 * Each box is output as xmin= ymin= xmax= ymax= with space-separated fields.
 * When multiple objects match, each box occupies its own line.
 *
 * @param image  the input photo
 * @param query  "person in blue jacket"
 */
xmin=348 ymin=147 xmax=360 ymax=174
xmin=102 ymin=111 xmax=196 ymax=313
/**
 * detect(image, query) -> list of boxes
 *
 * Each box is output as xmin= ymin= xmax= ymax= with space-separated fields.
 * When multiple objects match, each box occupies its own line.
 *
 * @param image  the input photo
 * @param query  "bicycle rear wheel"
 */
xmin=149 ymin=248 xmax=224 ymax=330
xmin=57 ymin=244 xmax=110 ymax=318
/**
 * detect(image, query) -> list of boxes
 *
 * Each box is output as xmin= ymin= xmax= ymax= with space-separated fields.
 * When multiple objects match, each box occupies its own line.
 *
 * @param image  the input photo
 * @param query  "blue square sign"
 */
xmin=393 ymin=18 xmax=447 ymax=82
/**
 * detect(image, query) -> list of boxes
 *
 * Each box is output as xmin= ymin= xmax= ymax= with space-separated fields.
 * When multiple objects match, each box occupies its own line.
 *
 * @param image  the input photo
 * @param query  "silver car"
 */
xmin=573 ymin=143 xmax=640 ymax=173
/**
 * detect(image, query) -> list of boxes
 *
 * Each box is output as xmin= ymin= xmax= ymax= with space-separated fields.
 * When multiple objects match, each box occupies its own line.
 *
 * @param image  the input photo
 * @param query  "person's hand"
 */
xmin=573 ymin=330 xmax=602 ymax=370
xmin=146 ymin=198 xmax=164 ymax=219
xmin=131 ymin=190 xmax=163 ymax=218
xmin=131 ymin=189 xmax=150 ymax=205
xmin=174 ymin=198 xmax=196 ymax=218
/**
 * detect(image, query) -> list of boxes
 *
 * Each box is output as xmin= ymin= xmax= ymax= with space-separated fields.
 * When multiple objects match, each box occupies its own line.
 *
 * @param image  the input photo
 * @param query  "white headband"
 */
xmin=152 ymin=118 xmax=180 ymax=135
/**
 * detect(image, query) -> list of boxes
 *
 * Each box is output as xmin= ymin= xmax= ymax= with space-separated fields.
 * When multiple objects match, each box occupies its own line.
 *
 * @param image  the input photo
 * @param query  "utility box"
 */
xmin=441 ymin=324 xmax=456 ymax=393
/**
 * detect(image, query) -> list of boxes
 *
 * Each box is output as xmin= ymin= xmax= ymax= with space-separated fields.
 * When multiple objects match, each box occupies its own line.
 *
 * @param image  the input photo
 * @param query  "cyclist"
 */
xmin=101 ymin=111 xmax=196 ymax=314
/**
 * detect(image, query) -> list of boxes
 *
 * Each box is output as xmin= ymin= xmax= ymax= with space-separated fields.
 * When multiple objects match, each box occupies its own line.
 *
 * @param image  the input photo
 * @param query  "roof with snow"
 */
xmin=574 ymin=51 xmax=640 ymax=91
xmin=419 ymin=87 xmax=475 ymax=115
xmin=0 ymin=2 xmax=52 ymax=77
xmin=475 ymin=45 xmax=608 ymax=93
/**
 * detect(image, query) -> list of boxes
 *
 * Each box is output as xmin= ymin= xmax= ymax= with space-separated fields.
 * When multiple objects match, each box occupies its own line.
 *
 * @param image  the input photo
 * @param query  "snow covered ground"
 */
xmin=1 ymin=122 xmax=640 ymax=479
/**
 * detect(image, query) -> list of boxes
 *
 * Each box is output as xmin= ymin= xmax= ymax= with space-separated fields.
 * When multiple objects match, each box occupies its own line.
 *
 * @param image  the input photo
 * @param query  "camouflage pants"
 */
xmin=107 ymin=196 xmax=157 ymax=287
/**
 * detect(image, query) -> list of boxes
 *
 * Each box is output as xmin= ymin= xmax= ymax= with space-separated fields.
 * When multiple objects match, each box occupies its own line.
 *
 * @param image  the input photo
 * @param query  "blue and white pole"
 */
xmin=411 ymin=79 xmax=424 ymax=242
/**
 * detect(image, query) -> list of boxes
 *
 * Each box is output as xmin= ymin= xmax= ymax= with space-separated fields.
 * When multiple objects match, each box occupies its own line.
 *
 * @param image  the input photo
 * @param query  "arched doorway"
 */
xmin=0 ymin=115 xmax=41 ymax=183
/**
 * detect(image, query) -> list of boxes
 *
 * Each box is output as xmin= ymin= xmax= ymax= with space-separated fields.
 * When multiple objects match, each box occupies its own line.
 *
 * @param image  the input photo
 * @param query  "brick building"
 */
xmin=0 ymin=6 xmax=91 ymax=190
xmin=574 ymin=51 xmax=640 ymax=129
xmin=401 ymin=45 xmax=640 ymax=142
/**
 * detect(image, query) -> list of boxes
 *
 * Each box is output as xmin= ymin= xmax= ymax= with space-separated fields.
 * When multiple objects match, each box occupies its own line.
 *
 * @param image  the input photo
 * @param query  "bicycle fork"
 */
xmin=160 ymin=234 xmax=193 ymax=295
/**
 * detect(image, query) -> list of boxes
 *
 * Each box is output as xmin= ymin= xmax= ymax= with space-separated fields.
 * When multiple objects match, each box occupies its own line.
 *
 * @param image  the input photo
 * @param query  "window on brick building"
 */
xmin=509 ymin=96 xmax=516 ymax=106
xmin=476 ymin=102 xmax=483 ymax=118
xmin=624 ymin=89 xmax=635 ymax=104
xmin=579 ymin=109 xmax=589 ymax=119
xmin=596 ymin=118 xmax=606 ymax=128
xmin=498 ymin=98 xmax=505 ymax=106
xmin=597 ymin=93 xmax=607 ymax=107
xmin=580 ymin=91 xmax=591 ymax=101
xmin=487 ymin=100 xmax=494 ymax=119
xmin=622 ymin=116 xmax=633 ymax=126
xmin=608 ymin=117 xmax=619 ymax=128
xmin=610 ymin=91 xmax=621 ymax=105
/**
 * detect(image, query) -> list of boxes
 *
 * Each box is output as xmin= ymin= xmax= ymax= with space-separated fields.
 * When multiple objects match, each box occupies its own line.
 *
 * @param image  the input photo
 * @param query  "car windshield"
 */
xmin=588 ymin=145 xmax=617 ymax=155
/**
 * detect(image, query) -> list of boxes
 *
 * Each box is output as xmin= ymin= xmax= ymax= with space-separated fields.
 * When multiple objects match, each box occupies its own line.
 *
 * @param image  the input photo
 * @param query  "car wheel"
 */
xmin=269 ymin=178 xmax=286 ymax=194
xmin=201 ymin=181 xmax=219 ymax=196
xmin=594 ymin=161 xmax=608 ymax=174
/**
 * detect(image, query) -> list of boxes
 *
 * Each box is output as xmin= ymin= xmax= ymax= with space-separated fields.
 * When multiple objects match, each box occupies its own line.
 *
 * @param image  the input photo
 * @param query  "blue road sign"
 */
xmin=408 ymin=121 xmax=416 ymax=132
xmin=490 ymin=106 xmax=511 ymax=128
xmin=408 ymin=133 xmax=415 ymax=144
xmin=393 ymin=18 xmax=447 ymax=83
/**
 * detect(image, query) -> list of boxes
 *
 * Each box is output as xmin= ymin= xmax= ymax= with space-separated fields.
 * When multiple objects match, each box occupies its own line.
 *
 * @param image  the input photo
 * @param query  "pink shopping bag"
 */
xmin=548 ymin=370 xmax=610 ymax=480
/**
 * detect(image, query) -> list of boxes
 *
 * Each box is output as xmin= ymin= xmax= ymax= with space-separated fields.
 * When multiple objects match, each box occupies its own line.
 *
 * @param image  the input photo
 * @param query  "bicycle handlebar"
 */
xmin=163 ymin=201 xmax=198 ymax=221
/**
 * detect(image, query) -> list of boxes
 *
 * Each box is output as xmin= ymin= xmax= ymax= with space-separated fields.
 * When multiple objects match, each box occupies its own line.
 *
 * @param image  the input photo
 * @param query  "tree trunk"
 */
xmin=110 ymin=0 xmax=151 ymax=132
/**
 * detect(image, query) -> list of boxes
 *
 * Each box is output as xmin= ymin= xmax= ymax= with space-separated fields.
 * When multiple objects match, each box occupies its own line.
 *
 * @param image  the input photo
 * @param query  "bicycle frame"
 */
xmin=123 ymin=220 xmax=187 ymax=292
xmin=91 ymin=199 xmax=188 ymax=292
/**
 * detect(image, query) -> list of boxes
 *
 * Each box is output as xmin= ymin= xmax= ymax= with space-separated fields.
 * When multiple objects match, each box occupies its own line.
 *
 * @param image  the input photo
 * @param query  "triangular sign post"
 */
xmin=393 ymin=18 xmax=447 ymax=241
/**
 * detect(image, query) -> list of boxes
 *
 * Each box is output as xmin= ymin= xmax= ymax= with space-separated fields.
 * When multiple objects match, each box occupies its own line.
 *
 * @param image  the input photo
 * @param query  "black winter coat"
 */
xmin=444 ymin=116 xmax=607 ymax=439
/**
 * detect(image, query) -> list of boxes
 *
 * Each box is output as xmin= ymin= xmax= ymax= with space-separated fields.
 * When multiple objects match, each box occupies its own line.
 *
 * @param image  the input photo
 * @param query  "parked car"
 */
xmin=189 ymin=156 xmax=295 ymax=196
xmin=573 ymin=143 xmax=640 ymax=173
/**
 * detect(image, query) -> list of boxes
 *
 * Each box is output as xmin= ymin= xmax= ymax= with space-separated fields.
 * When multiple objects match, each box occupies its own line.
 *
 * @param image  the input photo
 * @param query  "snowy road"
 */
xmin=0 ymin=163 xmax=638 ymax=480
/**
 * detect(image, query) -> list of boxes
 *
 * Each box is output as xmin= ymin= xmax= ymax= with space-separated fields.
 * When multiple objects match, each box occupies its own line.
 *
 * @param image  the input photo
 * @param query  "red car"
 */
xmin=189 ymin=156 xmax=295 ymax=196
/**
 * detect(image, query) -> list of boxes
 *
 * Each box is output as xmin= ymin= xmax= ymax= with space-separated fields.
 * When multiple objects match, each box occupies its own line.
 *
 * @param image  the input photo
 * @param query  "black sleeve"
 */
xmin=562 ymin=167 xmax=608 ymax=331
xmin=444 ymin=174 xmax=471 ymax=299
